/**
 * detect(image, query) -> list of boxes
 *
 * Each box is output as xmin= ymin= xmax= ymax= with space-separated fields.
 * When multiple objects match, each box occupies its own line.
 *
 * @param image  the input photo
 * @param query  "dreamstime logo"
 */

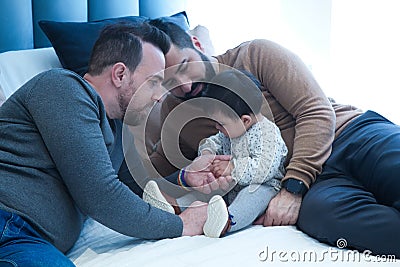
xmin=122 ymin=63 xmax=275 ymax=208
xmin=336 ymin=238 xmax=347 ymax=249
xmin=258 ymin=238 xmax=397 ymax=263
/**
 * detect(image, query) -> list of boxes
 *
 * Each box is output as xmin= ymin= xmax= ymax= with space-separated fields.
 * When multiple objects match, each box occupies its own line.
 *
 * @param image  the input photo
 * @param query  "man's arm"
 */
xmin=244 ymin=40 xmax=334 ymax=225
xmin=198 ymin=132 xmax=225 ymax=156
xmin=27 ymin=70 xmax=184 ymax=239
xmin=218 ymin=39 xmax=336 ymax=187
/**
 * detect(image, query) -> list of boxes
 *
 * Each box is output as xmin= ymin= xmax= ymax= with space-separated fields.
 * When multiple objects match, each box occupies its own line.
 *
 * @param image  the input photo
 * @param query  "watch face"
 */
xmin=284 ymin=179 xmax=307 ymax=196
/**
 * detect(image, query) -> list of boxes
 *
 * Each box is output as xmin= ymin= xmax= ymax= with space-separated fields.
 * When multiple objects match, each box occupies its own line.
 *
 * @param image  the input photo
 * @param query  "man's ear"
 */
xmin=111 ymin=62 xmax=127 ymax=88
xmin=241 ymin=114 xmax=253 ymax=128
xmin=191 ymin=36 xmax=205 ymax=53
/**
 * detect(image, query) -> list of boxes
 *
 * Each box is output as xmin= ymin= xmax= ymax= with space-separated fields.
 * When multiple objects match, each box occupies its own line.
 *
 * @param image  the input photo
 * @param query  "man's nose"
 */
xmin=173 ymin=74 xmax=193 ymax=93
xmin=179 ymin=82 xmax=193 ymax=93
xmin=152 ymin=85 xmax=168 ymax=102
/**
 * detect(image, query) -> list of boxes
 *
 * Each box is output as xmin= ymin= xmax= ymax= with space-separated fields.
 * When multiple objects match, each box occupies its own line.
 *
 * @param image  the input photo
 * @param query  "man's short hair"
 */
xmin=87 ymin=21 xmax=171 ymax=75
xmin=148 ymin=19 xmax=194 ymax=50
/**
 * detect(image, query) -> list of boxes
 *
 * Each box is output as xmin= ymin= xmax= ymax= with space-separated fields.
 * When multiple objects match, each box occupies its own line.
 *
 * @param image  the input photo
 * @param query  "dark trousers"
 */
xmin=298 ymin=110 xmax=400 ymax=258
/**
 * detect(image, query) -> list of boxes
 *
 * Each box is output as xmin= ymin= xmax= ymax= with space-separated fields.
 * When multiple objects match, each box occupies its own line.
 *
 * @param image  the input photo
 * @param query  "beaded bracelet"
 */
xmin=178 ymin=168 xmax=191 ymax=191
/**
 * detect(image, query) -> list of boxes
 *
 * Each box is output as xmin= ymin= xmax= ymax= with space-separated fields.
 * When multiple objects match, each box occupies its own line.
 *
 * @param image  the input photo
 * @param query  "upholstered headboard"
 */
xmin=0 ymin=0 xmax=187 ymax=53
xmin=0 ymin=21 xmax=215 ymax=107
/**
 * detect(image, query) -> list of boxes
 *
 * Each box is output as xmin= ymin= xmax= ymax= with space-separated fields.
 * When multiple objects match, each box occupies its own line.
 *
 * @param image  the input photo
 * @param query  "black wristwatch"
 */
xmin=282 ymin=178 xmax=308 ymax=197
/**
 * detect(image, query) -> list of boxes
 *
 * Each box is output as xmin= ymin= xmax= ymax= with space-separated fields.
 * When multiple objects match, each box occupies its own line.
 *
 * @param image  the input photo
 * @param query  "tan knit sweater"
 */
xmin=149 ymin=39 xmax=363 ymax=186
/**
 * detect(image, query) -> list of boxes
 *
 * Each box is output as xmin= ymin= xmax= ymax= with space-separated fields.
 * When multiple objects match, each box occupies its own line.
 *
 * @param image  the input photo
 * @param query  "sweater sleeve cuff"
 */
xmin=157 ymin=211 xmax=183 ymax=238
xmin=164 ymin=170 xmax=180 ymax=185
xmin=284 ymin=169 xmax=312 ymax=188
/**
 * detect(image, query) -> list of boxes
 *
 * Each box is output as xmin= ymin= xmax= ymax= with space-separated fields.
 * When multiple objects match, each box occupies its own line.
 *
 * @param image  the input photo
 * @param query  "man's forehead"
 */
xmin=166 ymin=45 xmax=192 ymax=63
xmin=163 ymin=60 xmax=204 ymax=78
xmin=138 ymin=43 xmax=165 ymax=72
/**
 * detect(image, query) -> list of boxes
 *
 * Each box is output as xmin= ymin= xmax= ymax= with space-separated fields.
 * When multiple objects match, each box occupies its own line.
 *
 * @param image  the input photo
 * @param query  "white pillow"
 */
xmin=189 ymin=25 xmax=215 ymax=56
xmin=0 ymin=47 xmax=62 ymax=100
xmin=0 ymin=87 xmax=5 ymax=107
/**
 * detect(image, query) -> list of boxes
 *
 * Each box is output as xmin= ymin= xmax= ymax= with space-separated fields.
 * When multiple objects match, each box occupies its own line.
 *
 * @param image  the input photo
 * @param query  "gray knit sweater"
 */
xmin=0 ymin=69 xmax=182 ymax=253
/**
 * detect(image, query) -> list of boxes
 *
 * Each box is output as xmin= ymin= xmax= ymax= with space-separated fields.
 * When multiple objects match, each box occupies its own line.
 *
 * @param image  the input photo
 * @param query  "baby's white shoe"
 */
xmin=203 ymin=195 xmax=230 ymax=238
xmin=143 ymin=180 xmax=175 ymax=214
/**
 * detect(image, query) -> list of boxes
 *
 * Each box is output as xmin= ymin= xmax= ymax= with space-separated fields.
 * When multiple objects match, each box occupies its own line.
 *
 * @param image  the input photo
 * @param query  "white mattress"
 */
xmin=67 ymin=218 xmax=398 ymax=267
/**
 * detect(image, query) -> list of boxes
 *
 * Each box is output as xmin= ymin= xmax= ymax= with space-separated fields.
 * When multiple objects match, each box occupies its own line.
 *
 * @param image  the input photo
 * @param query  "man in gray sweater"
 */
xmin=0 ymin=22 xmax=228 ymax=266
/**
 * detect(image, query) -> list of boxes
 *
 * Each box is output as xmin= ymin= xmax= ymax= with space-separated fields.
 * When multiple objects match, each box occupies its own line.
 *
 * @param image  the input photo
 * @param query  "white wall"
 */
xmin=328 ymin=0 xmax=400 ymax=124
xmin=186 ymin=0 xmax=399 ymax=124
xmin=186 ymin=0 xmax=283 ymax=55
xmin=186 ymin=0 xmax=331 ymax=83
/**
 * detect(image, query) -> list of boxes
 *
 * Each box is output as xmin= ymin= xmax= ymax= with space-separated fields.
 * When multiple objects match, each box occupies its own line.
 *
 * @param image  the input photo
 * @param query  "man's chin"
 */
xmin=190 ymin=83 xmax=204 ymax=97
xmin=170 ymin=88 xmax=185 ymax=99
xmin=123 ymin=111 xmax=146 ymax=126
xmin=180 ymin=83 xmax=204 ymax=100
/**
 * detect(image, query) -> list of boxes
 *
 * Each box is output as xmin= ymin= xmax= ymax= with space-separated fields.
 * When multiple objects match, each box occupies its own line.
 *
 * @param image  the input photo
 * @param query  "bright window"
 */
xmin=329 ymin=0 xmax=400 ymax=124
xmin=186 ymin=0 xmax=400 ymax=123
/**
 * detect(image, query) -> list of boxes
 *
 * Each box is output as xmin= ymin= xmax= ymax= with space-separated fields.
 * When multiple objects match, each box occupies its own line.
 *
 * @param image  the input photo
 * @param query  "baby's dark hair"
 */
xmin=201 ymin=69 xmax=263 ymax=119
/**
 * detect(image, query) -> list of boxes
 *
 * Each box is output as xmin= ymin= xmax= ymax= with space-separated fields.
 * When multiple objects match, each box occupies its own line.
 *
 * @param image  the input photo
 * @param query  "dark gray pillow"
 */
xmin=39 ymin=12 xmax=189 ymax=76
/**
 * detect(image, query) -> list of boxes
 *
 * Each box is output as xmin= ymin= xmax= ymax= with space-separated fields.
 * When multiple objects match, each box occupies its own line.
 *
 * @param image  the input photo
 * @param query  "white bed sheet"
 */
xmin=67 ymin=218 xmax=398 ymax=267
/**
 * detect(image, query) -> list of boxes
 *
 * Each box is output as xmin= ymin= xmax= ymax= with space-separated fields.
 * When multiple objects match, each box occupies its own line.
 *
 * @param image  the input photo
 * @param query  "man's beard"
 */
xmin=179 ymin=52 xmax=216 ymax=100
xmin=123 ymin=110 xmax=146 ymax=126
xmin=118 ymin=94 xmax=129 ymax=119
xmin=123 ymin=102 xmax=154 ymax=126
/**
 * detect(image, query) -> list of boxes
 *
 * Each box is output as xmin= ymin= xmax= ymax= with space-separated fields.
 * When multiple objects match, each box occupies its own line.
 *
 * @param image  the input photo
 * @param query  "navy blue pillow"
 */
xmin=39 ymin=11 xmax=189 ymax=76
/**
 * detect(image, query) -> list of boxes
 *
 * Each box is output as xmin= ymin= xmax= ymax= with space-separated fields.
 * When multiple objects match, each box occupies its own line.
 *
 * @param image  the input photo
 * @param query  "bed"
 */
xmin=68 ymin=217 xmax=390 ymax=267
xmin=0 ymin=27 xmax=398 ymax=267
xmin=1 ymin=46 xmax=397 ymax=267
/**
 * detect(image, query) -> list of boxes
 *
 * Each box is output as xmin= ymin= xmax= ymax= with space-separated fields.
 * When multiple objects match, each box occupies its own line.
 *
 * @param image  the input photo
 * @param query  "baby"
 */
xmin=144 ymin=69 xmax=288 ymax=238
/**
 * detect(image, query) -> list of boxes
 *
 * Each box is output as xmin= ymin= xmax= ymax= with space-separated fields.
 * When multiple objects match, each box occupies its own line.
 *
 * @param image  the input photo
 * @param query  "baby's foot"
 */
xmin=143 ymin=180 xmax=175 ymax=214
xmin=203 ymin=195 xmax=230 ymax=238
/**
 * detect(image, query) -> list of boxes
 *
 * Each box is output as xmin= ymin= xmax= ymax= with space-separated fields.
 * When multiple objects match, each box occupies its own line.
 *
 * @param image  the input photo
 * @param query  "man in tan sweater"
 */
xmin=147 ymin=20 xmax=400 ymax=258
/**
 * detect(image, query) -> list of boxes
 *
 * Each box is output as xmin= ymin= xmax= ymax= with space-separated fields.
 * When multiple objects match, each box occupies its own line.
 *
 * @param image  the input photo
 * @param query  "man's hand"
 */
xmin=253 ymin=188 xmax=302 ymax=226
xmin=184 ymin=154 xmax=233 ymax=194
xmin=179 ymin=201 xmax=208 ymax=236
xmin=186 ymin=154 xmax=231 ymax=172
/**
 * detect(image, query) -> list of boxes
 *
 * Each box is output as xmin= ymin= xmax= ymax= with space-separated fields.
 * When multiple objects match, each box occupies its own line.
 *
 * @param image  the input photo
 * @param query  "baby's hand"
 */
xmin=212 ymin=159 xmax=233 ymax=178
